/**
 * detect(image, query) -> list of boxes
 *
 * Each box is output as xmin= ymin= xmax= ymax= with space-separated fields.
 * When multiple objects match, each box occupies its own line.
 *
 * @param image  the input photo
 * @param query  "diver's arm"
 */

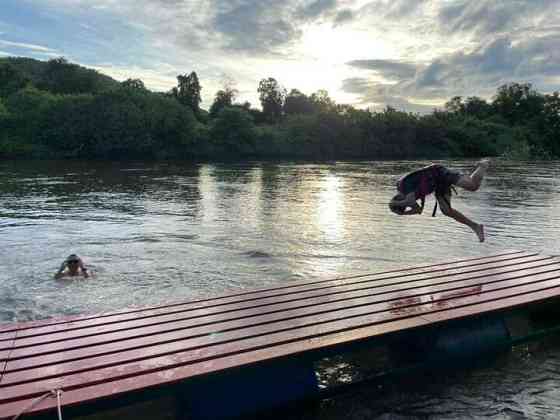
xmin=390 ymin=192 xmax=417 ymax=207
xmin=402 ymin=202 xmax=422 ymax=215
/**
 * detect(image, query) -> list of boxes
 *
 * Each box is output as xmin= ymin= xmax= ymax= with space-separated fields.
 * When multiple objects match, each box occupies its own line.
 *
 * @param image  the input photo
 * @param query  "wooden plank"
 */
xmin=0 ymin=334 xmax=16 ymax=385
xmin=0 ymin=250 xmax=532 ymax=337
xmin=3 ymin=270 xmax=560 ymax=395
xmin=4 ymin=256 xmax=555 ymax=354
xmin=0 ymin=278 xmax=560 ymax=420
xmin=0 ymin=253 xmax=548 ymax=349
xmin=6 ymin=262 xmax=560 ymax=367
xmin=2 ymin=276 xmax=560 ymax=409
xmin=3 ymin=282 xmax=558 ymax=420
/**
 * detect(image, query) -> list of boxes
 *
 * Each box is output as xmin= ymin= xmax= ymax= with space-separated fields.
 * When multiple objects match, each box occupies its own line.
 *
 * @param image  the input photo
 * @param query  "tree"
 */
xmin=210 ymin=86 xmax=237 ymax=118
xmin=0 ymin=63 xmax=29 ymax=97
xmin=210 ymin=107 xmax=256 ymax=155
xmin=176 ymin=72 xmax=202 ymax=116
xmin=463 ymin=96 xmax=492 ymax=119
xmin=445 ymin=96 xmax=465 ymax=114
xmin=0 ymin=97 xmax=7 ymax=117
xmin=284 ymin=89 xmax=314 ymax=115
xmin=492 ymin=82 xmax=544 ymax=125
xmin=310 ymin=89 xmax=334 ymax=113
xmin=122 ymin=78 xmax=147 ymax=91
xmin=40 ymin=57 xmax=102 ymax=94
xmin=258 ymin=77 xmax=286 ymax=123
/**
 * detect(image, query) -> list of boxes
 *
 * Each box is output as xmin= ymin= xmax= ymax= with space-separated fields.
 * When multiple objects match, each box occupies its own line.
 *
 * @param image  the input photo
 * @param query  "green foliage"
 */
xmin=492 ymin=82 xmax=545 ymax=125
xmin=38 ymin=57 xmax=114 ymax=94
xmin=1 ymin=56 xmax=559 ymax=161
xmin=122 ymin=78 xmax=147 ymax=91
xmin=0 ymin=97 xmax=7 ymax=117
xmin=210 ymin=107 xmax=256 ymax=156
xmin=284 ymin=89 xmax=314 ymax=115
xmin=258 ymin=78 xmax=286 ymax=123
xmin=210 ymin=87 xmax=237 ymax=118
xmin=0 ymin=62 xmax=29 ymax=97
xmin=175 ymin=72 xmax=202 ymax=116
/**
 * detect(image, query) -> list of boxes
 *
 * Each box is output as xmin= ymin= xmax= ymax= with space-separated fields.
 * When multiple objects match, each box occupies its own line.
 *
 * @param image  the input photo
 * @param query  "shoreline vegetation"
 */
xmin=1 ymin=57 xmax=559 ymax=161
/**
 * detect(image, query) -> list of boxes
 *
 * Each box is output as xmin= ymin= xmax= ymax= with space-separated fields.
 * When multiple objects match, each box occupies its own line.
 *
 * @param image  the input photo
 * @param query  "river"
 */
xmin=1 ymin=159 xmax=560 ymax=419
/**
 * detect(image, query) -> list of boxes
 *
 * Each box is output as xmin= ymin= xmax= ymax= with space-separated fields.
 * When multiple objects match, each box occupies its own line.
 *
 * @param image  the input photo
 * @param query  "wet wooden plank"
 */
xmin=0 ymin=253 xmax=547 ymax=349
xmin=0 ymin=334 xmax=16 ymax=385
xmin=4 ymin=257 xmax=556 ymax=355
xmin=7 ymin=280 xmax=559 ymax=420
xmin=0 ymin=250 xmax=531 ymax=336
xmin=3 ymin=272 xmax=560 ymax=397
xmin=7 ymin=262 xmax=560 ymax=369
xmin=4 ymin=251 xmax=560 ymax=420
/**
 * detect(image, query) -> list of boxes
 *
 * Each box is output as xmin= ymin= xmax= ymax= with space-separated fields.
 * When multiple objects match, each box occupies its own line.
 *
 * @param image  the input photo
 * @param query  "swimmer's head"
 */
xmin=66 ymin=254 xmax=80 ymax=273
xmin=66 ymin=254 xmax=80 ymax=264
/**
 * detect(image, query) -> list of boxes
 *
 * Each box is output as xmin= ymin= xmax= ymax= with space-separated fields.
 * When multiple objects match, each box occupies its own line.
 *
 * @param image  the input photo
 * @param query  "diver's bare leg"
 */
xmin=455 ymin=159 xmax=490 ymax=191
xmin=437 ymin=195 xmax=485 ymax=242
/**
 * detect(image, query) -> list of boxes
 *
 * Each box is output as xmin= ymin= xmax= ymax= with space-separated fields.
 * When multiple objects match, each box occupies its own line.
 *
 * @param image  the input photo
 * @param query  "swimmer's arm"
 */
xmin=78 ymin=259 xmax=90 ymax=278
xmin=54 ymin=261 xmax=67 ymax=279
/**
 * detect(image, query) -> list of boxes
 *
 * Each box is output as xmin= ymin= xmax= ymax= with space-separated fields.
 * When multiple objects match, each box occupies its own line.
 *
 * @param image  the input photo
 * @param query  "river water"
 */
xmin=1 ymin=159 xmax=560 ymax=419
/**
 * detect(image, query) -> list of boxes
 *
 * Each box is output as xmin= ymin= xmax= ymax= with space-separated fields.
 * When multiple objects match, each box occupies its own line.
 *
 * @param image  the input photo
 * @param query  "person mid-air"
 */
xmin=389 ymin=160 xmax=490 ymax=243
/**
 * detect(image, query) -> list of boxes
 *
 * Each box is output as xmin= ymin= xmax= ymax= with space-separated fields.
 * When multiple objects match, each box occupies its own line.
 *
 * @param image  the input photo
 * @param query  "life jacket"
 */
xmin=396 ymin=164 xmax=455 ymax=217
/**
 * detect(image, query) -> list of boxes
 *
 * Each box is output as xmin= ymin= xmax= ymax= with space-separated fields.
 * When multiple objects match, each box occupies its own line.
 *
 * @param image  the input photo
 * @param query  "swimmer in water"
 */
xmin=54 ymin=254 xmax=90 ymax=279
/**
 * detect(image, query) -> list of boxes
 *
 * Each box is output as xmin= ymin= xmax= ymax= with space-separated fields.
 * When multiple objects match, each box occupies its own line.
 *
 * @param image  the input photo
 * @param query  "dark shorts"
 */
xmin=434 ymin=165 xmax=462 ymax=197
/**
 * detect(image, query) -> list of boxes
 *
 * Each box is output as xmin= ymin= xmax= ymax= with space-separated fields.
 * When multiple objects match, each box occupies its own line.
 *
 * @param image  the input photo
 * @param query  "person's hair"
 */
xmin=389 ymin=193 xmax=406 ymax=215
xmin=66 ymin=254 xmax=79 ymax=262
xmin=389 ymin=202 xmax=405 ymax=215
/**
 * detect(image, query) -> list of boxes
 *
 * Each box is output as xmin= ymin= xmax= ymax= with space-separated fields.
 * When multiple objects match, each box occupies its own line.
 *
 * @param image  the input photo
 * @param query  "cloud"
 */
xmin=333 ymin=9 xmax=354 ymax=26
xmin=359 ymin=0 xmax=430 ymax=20
xmin=346 ymin=59 xmax=417 ymax=80
xmin=297 ymin=0 xmax=337 ymax=20
xmin=407 ymin=35 xmax=560 ymax=96
xmin=341 ymin=76 xmax=434 ymax=113
xmin=344 ymin=31 xmax=560 ymax=110
xmin=437 ymin=0 xmax=560 ymax=37
xmin=212 ymin=0 xmax=301 ymax=53
xmin=17 ymin=0 xmax=560 ymax=112
xmin=0 ymin=39 xmax=55 ymax=52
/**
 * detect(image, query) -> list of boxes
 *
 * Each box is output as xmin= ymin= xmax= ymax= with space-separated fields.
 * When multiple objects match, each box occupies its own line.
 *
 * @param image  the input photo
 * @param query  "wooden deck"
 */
xmin=2 ymin=250 xmax=560 ymax=419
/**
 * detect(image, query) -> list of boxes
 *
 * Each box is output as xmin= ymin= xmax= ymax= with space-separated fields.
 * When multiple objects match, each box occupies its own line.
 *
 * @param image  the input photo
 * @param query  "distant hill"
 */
xmin=0 ymin=56 xmax=120 ymax=96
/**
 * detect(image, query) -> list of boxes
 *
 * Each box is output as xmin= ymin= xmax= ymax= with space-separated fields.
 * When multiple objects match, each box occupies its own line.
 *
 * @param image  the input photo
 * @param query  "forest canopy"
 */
xmin=1 ymin=56 xmax=559 ymax=160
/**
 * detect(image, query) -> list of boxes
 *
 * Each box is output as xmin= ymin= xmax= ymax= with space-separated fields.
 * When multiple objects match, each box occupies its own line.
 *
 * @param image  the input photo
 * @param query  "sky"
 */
xmin=1 ymin=0 xmax=560 ymax=112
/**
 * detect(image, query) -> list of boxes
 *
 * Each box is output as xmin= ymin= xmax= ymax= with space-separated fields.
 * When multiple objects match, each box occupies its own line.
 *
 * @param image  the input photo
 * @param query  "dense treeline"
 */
xmin=1 ymin=57 xmax=559 ymax=160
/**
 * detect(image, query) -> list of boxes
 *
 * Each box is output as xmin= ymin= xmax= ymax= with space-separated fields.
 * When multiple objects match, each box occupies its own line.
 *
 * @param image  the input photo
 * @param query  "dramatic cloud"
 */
xmin=346 ymin=59 xmax=417 ymax=80
xmin=437 ymin=0 xmax=560 ymax=37
xmin=297 ymin=0 xmax=338 ymax=20
xmin=9 ymin=0 xmax=560 ymax=111
xmin=213 ymin=0 xmax=301 ymax=53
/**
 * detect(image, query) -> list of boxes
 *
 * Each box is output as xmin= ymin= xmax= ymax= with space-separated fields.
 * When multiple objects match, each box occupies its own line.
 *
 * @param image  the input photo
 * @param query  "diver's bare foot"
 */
xmin=474 ymin=224 xmax=485 ymax=242
xmin=478 ymin=159 xmax=490 ymax=171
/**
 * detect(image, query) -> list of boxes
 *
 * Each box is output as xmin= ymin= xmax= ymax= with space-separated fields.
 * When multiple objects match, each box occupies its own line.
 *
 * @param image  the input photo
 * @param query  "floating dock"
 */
xmin=2 ymin=250 xmax=560 ymax=419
